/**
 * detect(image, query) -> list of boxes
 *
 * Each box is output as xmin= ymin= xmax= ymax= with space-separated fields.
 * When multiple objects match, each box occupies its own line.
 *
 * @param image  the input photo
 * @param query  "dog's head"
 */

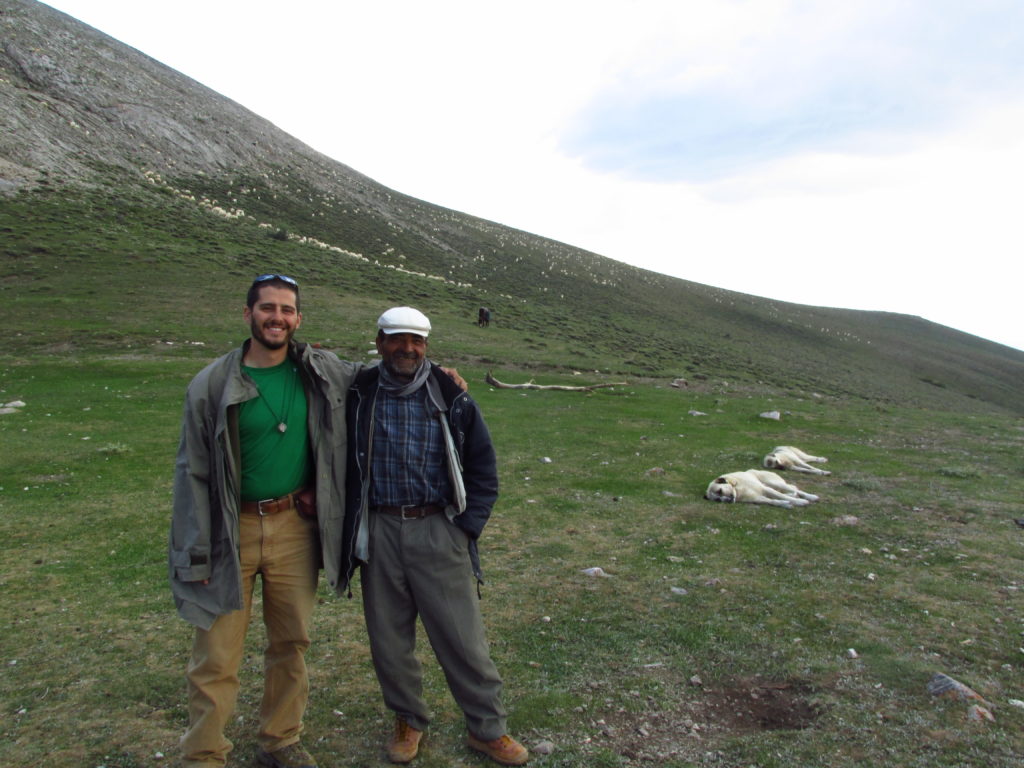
xmin=763 ymin=454 xmax=784 ymax=470
xmin=705 ymin=476 xmax=737 ymax=503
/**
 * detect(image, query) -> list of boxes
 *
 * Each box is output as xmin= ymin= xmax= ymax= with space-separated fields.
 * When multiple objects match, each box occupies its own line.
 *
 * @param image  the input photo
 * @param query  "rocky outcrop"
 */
xmin=0 ymin=0 xmax=369 ymax=194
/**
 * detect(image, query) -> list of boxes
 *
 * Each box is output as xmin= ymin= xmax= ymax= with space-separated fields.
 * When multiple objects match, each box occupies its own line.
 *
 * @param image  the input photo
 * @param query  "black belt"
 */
xmin=241 ymin=489 xmax=304 ymax=516
xmin=372 ymin=504 xmax=444 ymax=519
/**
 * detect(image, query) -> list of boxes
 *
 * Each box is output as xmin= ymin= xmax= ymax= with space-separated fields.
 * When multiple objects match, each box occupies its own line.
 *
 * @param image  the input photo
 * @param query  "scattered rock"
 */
xmin=846 ymin=649 xmax=859 ymax=659
xmin=670 ymin=378 xmax=688 ymax=388
xmin=670 ymin=586 xmax=688 ymax=596
xmin=1008 ymin=699 xmax=1024 ymax=709
xmin=581 ymin=567 xmax=610 ymax=578
xmin=927 ymin=673 xmax=990 ymax=705
xmin=759 ymin=410 xmax=781 ymax=420
xmin=967 ymin=704 xmax=995 ymax=722
xmin=688 ymin=409 xmax=707 ymax=416
xmin=644 ymin=467 xmax=666 ymax=477
xmin=539 ymin=456 xmax=552 ymax=464
xmin=832 ymin=515 xmax=861 ymax=526
xmin=532 ymin=740 xmax=555 ymax=755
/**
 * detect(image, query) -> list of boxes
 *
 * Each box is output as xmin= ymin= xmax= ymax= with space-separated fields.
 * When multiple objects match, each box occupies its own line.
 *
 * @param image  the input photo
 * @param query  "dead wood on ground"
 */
xmin=485 ymin=371 xmax=627 ymax=392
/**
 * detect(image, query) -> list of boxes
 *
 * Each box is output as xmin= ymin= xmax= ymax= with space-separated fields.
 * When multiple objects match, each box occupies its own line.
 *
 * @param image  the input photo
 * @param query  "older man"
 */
xmin=341 ymin=307 xmax=528 ymax=766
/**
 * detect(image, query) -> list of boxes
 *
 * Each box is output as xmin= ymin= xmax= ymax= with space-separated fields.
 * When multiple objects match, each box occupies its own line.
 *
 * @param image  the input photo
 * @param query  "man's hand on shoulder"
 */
xmin=441 ymin=367 xmax=468 ymax=392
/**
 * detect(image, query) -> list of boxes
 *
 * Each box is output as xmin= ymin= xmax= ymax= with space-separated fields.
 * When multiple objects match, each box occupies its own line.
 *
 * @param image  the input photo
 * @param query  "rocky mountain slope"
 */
xmin=3 ymin=0 xmax=1023 ymax=415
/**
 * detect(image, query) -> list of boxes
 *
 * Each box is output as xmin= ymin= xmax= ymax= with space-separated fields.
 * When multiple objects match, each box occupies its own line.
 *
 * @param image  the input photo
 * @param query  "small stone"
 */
xmin=927 ymin=673 xmax=990 ymax=705
xmin=967 ymin=704 xmax=995 ymax=722
xmin=846 ymin=648 xmax=859 ymax=659
xmin=532 ymin=740 xmax=555 ymax=755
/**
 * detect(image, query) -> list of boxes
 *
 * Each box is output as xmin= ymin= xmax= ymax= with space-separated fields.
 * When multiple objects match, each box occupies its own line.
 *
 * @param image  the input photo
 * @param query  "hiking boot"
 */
xmin=256 ymin=742 xmax=317 ymax=768
xmin=467 ymin=733 xmax=529 ymax=766
xmin=386 ymin=718 xmax=423 ymax=763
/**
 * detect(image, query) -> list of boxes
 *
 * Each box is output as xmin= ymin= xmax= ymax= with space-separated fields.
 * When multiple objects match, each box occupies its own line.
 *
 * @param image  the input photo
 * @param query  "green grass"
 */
xmin=2 ymin=350 xmax=1022 ymax=767
xmin=2 ymin=169 xmax=1023 ymax=766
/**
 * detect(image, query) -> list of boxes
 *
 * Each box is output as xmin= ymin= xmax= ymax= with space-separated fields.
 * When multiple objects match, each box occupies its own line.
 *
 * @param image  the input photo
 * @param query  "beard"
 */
xmin=250 ymin=319 xmax=293 ymax=350
xmin=383 ymin=353 xmax=423 ymax=379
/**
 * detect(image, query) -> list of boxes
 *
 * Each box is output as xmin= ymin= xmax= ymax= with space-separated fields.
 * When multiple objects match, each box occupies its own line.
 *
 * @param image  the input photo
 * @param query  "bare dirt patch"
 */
xmin=590 ymin=677 xmax=825 ymax=765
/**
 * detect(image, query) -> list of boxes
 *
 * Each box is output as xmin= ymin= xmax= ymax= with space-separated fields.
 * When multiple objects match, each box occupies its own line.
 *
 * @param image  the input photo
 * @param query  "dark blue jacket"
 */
xmin=340 ymin=362 xmax=498 ymax=592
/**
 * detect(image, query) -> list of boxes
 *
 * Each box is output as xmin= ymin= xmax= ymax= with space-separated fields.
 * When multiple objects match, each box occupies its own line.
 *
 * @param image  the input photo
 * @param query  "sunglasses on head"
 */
xmin=253 ymin=273 xmax=298 ymax=286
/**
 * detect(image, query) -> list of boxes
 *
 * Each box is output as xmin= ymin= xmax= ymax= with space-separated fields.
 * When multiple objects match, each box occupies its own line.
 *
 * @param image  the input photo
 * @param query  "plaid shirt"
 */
xmin=369 ymin=386 xmax=452 ymax=507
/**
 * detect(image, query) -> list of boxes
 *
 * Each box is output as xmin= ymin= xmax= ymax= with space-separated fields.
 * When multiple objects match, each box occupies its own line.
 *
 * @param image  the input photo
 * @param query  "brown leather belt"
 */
xmin=241 ymin=490 xmax=303 ymax=516
xmin=372 ymin=504 xmax=444 ymax=519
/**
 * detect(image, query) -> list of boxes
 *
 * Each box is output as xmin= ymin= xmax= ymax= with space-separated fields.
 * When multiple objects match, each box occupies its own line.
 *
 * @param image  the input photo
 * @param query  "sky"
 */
xmin=42 ymin=0 xmax=1024 ymax=352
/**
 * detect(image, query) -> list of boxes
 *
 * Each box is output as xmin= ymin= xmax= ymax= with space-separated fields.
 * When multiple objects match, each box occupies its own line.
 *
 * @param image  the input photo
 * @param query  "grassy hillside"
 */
xmin=4 ymin=169 xmax=1023 ymax=418
xmin=3 ymin=174 xmax=1024 ymax=768
xmin=3 ymin=6 xmax=1024 ymax=763
xmin=2 ymin=345 xmax=1023 ymax=767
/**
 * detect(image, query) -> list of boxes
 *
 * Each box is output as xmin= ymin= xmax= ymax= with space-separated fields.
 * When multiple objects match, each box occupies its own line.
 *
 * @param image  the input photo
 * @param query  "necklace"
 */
xmin=255 ymin=364 xmax=297 ymax=434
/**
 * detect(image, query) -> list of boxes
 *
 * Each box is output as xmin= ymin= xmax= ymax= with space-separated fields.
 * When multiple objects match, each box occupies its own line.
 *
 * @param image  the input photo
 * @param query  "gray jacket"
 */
xmin=169 ymin=340 xmax=359 ymax=629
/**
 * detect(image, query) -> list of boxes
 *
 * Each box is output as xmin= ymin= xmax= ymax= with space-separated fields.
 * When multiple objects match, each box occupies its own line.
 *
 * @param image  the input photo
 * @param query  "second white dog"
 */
xmin=763 ymin=445 xmax=831 ymax=475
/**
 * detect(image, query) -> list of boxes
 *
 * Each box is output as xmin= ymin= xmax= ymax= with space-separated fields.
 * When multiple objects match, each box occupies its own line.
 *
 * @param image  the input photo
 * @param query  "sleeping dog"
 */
xmin=763 ymin=445 xmax=831 ymax=475
xmin=705 ymin=469 xmax=820 ymax=508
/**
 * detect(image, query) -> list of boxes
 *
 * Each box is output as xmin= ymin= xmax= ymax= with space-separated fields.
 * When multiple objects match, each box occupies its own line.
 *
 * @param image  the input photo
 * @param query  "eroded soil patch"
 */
xmin=590 ymin=677 xmax=825 ymax=764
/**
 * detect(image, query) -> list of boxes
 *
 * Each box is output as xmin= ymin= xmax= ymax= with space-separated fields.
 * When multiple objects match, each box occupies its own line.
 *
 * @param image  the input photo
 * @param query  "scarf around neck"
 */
xmin=378 ymin=357 xmax=432 ymax=398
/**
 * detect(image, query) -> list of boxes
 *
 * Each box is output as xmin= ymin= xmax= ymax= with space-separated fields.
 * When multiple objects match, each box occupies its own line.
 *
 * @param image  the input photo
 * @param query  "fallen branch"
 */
xmin=485 ymin=371 xmax=628 ymax=392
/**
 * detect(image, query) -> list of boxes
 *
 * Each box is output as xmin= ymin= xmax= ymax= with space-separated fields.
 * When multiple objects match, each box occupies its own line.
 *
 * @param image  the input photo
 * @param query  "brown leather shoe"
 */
xmin=387 ymin=718 xmax=423 ymax=763
xmin=467 ymin=733 xmax=529 ymax=765
xmin=256 ymin=742 xmax=317 ymax=768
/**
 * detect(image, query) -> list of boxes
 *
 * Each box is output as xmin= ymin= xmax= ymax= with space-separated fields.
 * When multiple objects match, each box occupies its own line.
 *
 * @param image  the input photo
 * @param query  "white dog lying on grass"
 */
xmin=705 ymin=469 xmax=820 ymax=508
xmin=763 ymin=445 xmax=831 ymax=475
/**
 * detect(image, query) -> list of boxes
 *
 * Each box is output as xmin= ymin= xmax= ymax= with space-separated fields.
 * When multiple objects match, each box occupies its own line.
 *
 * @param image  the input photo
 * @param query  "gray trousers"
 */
xmin=361 ymin=511 xmax=507 ymax=739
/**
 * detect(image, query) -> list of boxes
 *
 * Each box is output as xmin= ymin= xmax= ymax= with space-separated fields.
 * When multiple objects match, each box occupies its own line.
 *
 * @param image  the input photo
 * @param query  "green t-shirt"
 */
xmin=239 ymin=359 xmax=311 ymax=501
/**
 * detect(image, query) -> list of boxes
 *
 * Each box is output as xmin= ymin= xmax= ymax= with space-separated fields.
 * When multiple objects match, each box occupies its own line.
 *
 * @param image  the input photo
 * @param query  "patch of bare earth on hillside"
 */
xmin=585 ymin=677 xmax=825 ymax=764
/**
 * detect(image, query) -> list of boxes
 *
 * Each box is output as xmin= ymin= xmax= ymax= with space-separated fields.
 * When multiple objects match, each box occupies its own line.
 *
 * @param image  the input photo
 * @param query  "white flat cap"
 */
xmin=377 ymin=306 xmax=431 ymax=337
